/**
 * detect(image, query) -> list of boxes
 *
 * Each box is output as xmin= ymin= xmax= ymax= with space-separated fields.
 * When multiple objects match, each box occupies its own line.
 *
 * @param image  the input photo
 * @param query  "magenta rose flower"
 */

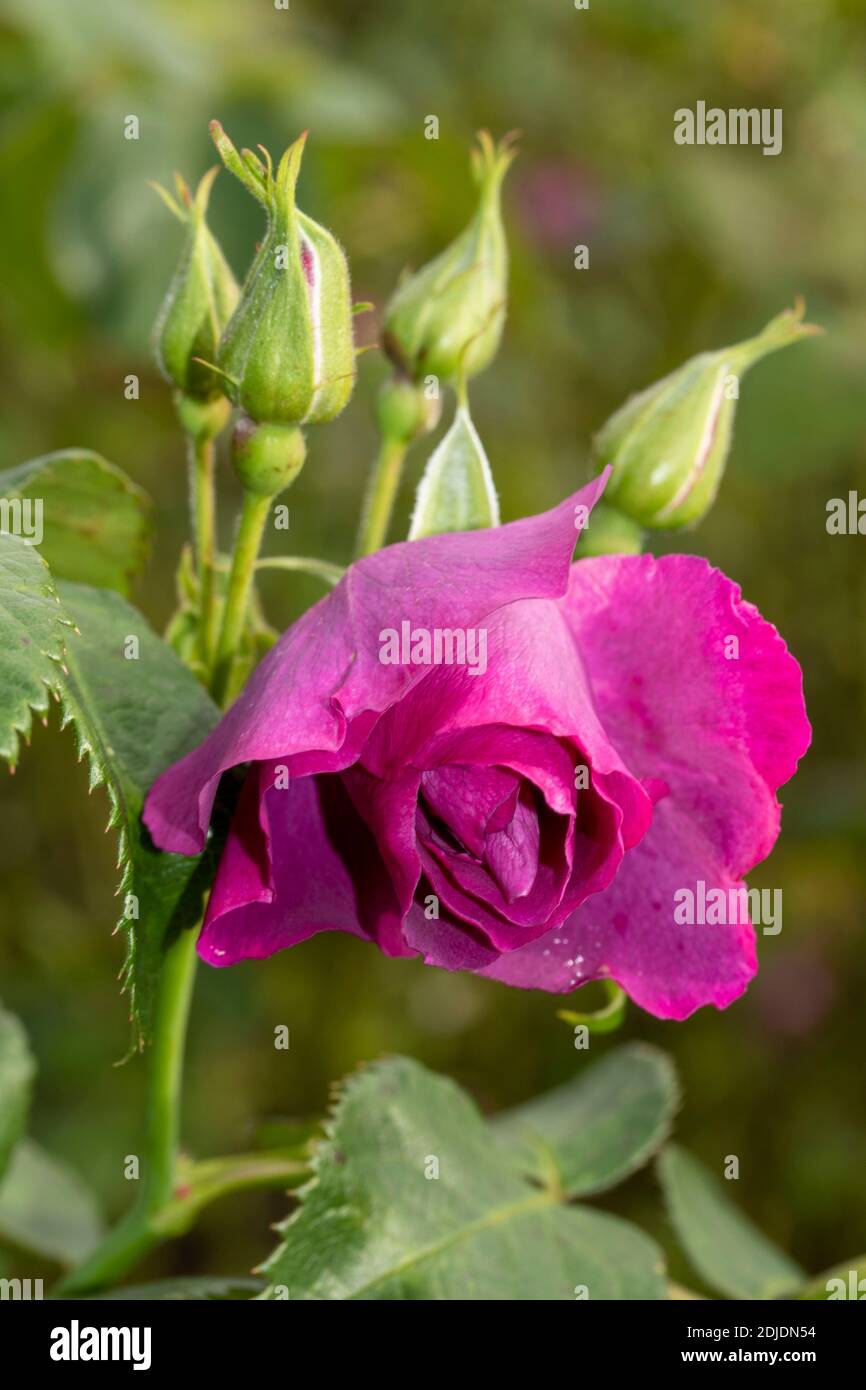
xmin=144 ymin=479 xmax=809 ymax=1019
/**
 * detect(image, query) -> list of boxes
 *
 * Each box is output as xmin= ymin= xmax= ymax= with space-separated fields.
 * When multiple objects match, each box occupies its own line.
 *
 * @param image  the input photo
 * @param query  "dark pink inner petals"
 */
xmin=482 ymin=787 xmax=541 ymax=901
xmin=339 ymin=763 xmax=422 ymax=923
xmin=411 ymin=724 xmax=578 ymax=815
xmin=201 ymin=763 xmax=274 ymax=928
xmin=486 ymin=783 xmax=521 ymax=833
xmin=199 ymin=772 xmax=412 ymax=967
xmin=402 ymin=893 xmax=500 ymax=971
xmin=558 ymin=778 xmax=624 ymax=914
xmin=275 ymin=774 xmax=412 ymax=957
xmin=416 ymin=793 xmax=571 ymax=944
xmin=419 ymin=764 xmax=520 ymax=858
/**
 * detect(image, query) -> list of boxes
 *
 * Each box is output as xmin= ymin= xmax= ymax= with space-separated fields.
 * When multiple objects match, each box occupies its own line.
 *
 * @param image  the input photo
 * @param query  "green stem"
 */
xmin=256 ymin=555 xmax=344 ymax=587
xmin=189 ymin=434 xmax=219 ymax=665
xmin=151 ymin=1152 xmax=310 ymax=1237
xmin=211 ymin=490 xmax=272 ymax=706
xmin=142 ymin=925 xmax=199 ymax=1203
xmin=355 ymin=435 xmax=408 ymax=557
xmin=58 ymin=926 xmax=199 ymax=1296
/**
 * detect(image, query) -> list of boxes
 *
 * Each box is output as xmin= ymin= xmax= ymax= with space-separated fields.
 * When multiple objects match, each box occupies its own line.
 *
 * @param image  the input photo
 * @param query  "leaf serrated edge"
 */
xmin=0 ymin=536 xmax=70 ymax=770
xmin=1 ymin=555 xmax=142 ymax=1049
xmin=255 ymin=1056 xmax=391 ymax=1291
xmin=53 ymin=655 xmax=142 ymax=1051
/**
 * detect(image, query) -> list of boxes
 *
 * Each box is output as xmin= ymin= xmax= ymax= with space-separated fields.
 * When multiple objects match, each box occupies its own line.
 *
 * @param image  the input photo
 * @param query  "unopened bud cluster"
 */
xmin=153 ymin=122 xmax=360 ymax=496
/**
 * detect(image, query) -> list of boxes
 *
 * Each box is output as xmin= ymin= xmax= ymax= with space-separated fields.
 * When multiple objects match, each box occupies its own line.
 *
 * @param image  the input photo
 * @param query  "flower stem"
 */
xmin=142 ymin=924 xmax=199 ymax=1203
xmin=57 ymin=925 xmax=199 ymax=1296
xmin=211 ymin=490 xmax=272 ymax=706
xmin=256 ymin=555 xmax=345 ymax=586
xmin=189 ymin=433 xmax=219 ymax=665
xmin=355 ymin=435 xmax=408 ymax=557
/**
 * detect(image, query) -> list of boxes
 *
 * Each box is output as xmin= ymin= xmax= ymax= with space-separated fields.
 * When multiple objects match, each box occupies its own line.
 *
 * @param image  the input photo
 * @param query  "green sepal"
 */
xmin=409 ymin=396 xmax=499 ymax=539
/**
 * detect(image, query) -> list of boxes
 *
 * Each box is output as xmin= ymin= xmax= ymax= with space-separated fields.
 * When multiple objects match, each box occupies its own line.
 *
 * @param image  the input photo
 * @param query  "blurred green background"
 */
xmin=1 ymin=0 xmax=864 ymax=1291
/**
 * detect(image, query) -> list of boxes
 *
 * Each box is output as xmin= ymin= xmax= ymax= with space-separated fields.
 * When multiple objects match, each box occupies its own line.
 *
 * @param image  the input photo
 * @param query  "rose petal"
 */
xmin=420 ymin=764 xmax=520 ymax=858
xmin=145 ymin=477 xmax=608 ymax=855
xmin=479 ymin=554 xmax=810 ymax=1016
xmin=357 ymin=598 xmax=653 ymax=851
xmin=482 ymin=787 xmax=541 ymax=900
xmin=199 ymin=772 xmax=413 ymax=966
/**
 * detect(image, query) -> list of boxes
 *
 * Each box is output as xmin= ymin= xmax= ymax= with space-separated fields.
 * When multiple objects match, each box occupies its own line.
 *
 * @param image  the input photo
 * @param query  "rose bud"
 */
xmin=383 ymin=131 xmax=517 ymax=385
xmin=211 ymin=122 xmax=356 ymax=427
xmin=151 ymin=168 xmax=239 ymax=402
xmin=595 ymin=300 xmax=821 ymax=529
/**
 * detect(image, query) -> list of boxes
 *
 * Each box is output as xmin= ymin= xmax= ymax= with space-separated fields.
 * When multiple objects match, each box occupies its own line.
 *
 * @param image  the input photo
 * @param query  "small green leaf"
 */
xmin=0 ymin=531 xmax=69 ymax=770
xmin=409 ymin=401 xmax=499 ymax=539
xmin=657 ymin=1144 xmax=805 ymax=1299
xmin=56 ymin=582 xmax=222 ymax=1048
xmin=0 ymin=1139 xmax=103 ymax=1266
xmin=260 ymin=1056 xmax=666 ymax=1301
xmin=0 ymin=451 xmax=152 ymax=595
xmin=0 ymin=1004 xmax=35 ymax=1183
xmin=494 ymin=1044 xmax=678 ymax=1198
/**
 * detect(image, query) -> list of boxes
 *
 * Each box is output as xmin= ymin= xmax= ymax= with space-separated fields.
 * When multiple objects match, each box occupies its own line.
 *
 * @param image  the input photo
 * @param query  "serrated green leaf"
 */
xmin=0 ymin=531 xmax=69 ymax=769
xmin=260 ymin=1056 xmax=666 ymax=1301
xmin=409 ymin=401 xmax=499 ymax=539
xmin=0 ymin=451 xmax=152 ymax=595
xmin=494 ymin=1043 xmax=679 ymax=1198
xmin=56 ymin=582 xmax=221 ymax=1048
xmin=0 ymin=1139 xmax=103 ymax=1266
xmin=657 ymin=1144 xmax=805 ymax=1299
xmin=92 ymin=1276 xmax=264 ymax=1301
xmin=0 ymin=1004 xmax=35 ymax=1183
